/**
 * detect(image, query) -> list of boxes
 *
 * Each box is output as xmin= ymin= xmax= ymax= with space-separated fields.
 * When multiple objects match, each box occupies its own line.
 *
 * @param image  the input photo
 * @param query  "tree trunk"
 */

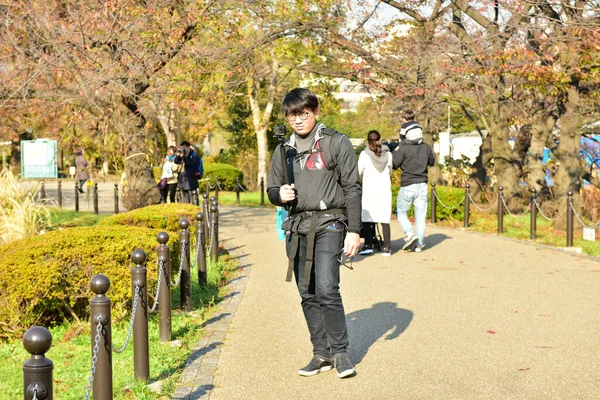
xmin=526 ymin=113 xmax=555 ymax=194
xmin=122 ymin=132 xmax=161 ymax=210
xmin=490 ymin=111 xmax=523 ymax=211
xmin=468 ymin=132 xmax=492 ymax=201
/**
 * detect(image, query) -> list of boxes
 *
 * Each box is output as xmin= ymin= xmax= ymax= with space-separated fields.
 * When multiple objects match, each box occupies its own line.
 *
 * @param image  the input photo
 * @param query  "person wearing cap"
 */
xmin=392 ymin=110 xmax=435 ymax=252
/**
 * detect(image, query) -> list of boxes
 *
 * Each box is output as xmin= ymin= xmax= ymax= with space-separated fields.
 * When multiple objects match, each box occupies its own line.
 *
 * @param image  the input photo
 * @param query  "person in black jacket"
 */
xmin=392 ymin=111 xmax=435 ymax=252
xmin=267 ymin=88 xmax=361 ymax=379
xmin=174 ymin=141 xmax=201 ymax=204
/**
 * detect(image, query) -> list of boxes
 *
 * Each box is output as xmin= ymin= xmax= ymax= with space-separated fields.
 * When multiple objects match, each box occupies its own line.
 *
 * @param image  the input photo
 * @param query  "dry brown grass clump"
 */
xmin=0 ymin=169 xmax=50 ymax=244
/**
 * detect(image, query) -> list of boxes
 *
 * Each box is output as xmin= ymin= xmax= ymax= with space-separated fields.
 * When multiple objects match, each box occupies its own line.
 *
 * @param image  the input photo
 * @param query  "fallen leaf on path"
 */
xmin=517 ymin=368 xmax=530 ymax=371
xmin=486 ymin=330 xmax=496 ymax=334
xmin=535 ymin=345 xmax=553 ymax=349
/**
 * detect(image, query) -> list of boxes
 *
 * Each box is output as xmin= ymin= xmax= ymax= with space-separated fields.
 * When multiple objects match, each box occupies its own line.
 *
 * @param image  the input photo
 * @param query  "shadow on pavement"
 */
xmin=346 ymin=302 xmax=413 ymax=365
xmin=390 ymin=232 xmax=450 ymax=252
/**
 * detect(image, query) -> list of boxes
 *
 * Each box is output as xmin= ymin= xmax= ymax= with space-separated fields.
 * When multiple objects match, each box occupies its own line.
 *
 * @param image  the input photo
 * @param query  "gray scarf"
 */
xmin=364 ymin=145 xmax=390 ymax=173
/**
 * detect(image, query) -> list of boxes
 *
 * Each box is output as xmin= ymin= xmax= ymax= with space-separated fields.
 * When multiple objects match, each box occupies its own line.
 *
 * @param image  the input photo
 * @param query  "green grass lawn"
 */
xmin=45 ymin=208 xmax=107 ymax=230
xmin=434 ymin=208 xmax=600 ymax=257
xmin=0 ymin=254 xmax=235 ymax=399
xmin=213 ymin=191 xmax=275 ymax=208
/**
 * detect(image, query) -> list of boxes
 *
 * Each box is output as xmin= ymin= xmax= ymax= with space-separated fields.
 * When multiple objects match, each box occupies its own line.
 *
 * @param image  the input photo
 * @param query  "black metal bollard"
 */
xmin=22 ymin=326 xmax=53 ymax=400
xmin=235 ymin=177 xmax=241 ymax=205
xmin=567 ymin=191 xmax=574 ymax=247
xmin=260 ymin=177 xmax=265 ymax=206
xmin=114 ymin=184 xmax=119 ymax=214
xmin=93 ymin=183 xmax=99 ymax=215
xmin=195 ymin=213 xmax=207 ymax=286
xmin=431 ymin=183 xmax=437 ymax=224
xmin=179 ymin=219 xmax=192 ymax=312
xmin=205 ymin=180 xmax=210 ymax=203
xmin=57 ymin=181 xmax=62 ymax=209
xmin=202 ymin=193 xmax=209 ymax=246
xmin=215 ymin=178 xmax=220 ymax=203
xmin=156 ymin=232 xmax=172 ymax=342
xmin=75 ymin=182 xmax=80 ymax=212
xmin=530 ymin=189 xmax=537 ymax=239
xmin=463 ymin=184 xmax=470 ymax=228
xmin=176 ymin=187 xmax=182 ymax=204
xmin=40 ymin=182 xmax=46 ymax=203
xmin=210 ymin=202 xmax=219 ymax=262
xmin=130 ymin=250 xmax=149 ymax=381
xmin=498 ymin=186 xmax=504 ymax=233
xmin=192 ymin=189 xmax=199 ymax=206
xmin=90 ymin=274 xmax=112 ymax=400
xmin=211 ymin=197 xmax=219 ymax=250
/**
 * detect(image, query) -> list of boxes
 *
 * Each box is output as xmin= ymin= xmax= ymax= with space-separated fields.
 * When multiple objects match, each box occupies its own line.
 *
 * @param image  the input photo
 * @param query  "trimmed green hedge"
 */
xmin=200 ymin=163 xmax=243 ymax=192
xmin=391 ymin=184 xmax=464 ymax=221
xmin=99 ymin=203 xmax=201 ymax=231
xmin=0 ymin=226 xmax=180 ymax=340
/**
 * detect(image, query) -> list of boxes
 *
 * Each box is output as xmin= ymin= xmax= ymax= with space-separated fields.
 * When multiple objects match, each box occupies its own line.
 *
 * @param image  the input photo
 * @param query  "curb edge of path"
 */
xmin=172 ymin=245 xmax=251 ymax=400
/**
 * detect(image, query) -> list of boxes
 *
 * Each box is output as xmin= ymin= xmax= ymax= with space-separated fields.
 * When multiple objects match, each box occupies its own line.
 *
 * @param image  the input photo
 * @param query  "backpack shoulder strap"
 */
xmin=320 ymin=128 xmax=345 ymax=172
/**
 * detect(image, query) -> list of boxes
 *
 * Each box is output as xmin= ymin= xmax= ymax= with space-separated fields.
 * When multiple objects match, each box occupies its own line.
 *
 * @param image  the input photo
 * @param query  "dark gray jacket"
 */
xmin=392 ymin=140 xmax=435 ymax=186
xmin=267 ymin=124 xmax=362 ymax=234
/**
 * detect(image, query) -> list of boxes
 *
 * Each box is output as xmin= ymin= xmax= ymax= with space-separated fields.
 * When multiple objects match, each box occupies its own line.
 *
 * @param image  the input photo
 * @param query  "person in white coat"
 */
xmin=358 ymin=130 xmax=393 ymax=256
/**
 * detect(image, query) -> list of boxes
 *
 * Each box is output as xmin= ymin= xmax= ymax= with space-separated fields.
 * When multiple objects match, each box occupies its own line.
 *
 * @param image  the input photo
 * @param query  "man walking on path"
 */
xmin=267 ymin=88 xmax=361 ymax=378
xmin=393 ymin=110 xmax=435 ymax=252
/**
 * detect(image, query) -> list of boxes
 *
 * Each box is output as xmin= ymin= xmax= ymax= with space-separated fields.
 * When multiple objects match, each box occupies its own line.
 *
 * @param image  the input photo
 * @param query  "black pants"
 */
xmin=362 ymin=222 xmax=391 ymax=249
xmin=286 ymin=221 xmax=349 ymax=357
xmin=160 ymin=183 xmax=177 ymax=203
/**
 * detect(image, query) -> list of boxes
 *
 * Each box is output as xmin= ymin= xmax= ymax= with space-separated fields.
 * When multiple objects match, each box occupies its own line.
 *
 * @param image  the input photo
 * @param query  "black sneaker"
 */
xmin=358 ymin=245 xmax=374 ymax=255
xmin=333 ymin=353 xmax=355 ymax=378
xmin=402 ymin=234 xmax=418 ymax=251
xmin=298 ymin=355 xmax=332 ymax=377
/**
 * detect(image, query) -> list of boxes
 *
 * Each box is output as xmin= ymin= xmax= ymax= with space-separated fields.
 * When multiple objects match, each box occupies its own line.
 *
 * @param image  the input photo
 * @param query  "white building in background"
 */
xmin=435 ymin=130 xmax=487 ymax=165
xmin=332 ymin=78 xmax=380 ymax=113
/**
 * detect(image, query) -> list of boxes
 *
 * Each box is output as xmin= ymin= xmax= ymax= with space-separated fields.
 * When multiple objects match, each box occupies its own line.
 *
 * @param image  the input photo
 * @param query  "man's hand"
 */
xmin=344 ymin=232 xmax=360 ymax=258
xmin=279 ymin=184 xmax=296 ymax=203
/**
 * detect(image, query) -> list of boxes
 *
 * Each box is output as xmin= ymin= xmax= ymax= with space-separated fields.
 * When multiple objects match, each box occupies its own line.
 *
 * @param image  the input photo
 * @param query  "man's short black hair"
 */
xmin=402 ymin=110 xmax=415 ymax=121
xmin=282 ymin=88 xmax=319 ymax=116
xmin=180 ymin=141 xmax=191 ymax=147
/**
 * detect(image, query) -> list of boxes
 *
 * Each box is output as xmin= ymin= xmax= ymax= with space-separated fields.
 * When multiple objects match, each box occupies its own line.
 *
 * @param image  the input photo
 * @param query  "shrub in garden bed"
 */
xmin=0 ymin=225 xmax=180 ymax=340
xmin=200 ymin=163 xmax=244 ymax=191
xmin=391 ymin=184 xmax=464 ymax=222
xmin=99 ymin=203 xmax=201 ymax=231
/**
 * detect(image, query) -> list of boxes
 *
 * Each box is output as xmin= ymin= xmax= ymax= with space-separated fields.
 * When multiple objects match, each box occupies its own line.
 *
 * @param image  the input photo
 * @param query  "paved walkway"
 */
xmin=176 ymin=206 xmax=600 ymax=400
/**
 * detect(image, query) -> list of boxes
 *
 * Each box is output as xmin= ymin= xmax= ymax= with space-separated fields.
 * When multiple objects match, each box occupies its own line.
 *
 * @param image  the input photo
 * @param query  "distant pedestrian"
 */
xmin=174 ymin=141 xmax=202 ymax=204
xmin=358 ymin=130 xmax=392 ymax=256
xmin=75 ymin=149 xmax=89 ymax=193
xmin=393 ymin=111 xmax=435 ymax=252
xmin=159 ymin=146 xmax=180 ymax=203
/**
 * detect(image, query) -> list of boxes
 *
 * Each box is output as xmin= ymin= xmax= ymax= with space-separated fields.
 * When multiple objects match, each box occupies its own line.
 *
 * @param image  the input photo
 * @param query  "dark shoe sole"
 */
xmin=298 ymin=365 xmax=332 ymax=377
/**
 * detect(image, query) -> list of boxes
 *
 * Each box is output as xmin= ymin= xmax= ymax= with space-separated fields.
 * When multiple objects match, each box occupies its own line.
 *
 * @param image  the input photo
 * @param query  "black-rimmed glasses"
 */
xmin=286 ymin=111 xmax=311 ymax=122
